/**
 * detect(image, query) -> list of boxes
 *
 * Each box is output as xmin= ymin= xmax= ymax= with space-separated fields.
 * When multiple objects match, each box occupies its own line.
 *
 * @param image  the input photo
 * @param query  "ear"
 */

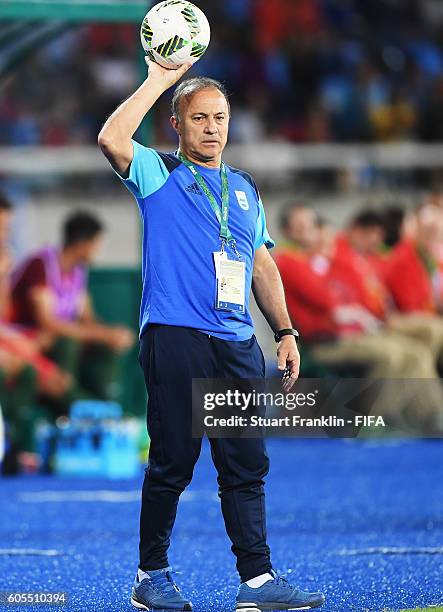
xmin=170 ymin=116 xmax=181 ymax=135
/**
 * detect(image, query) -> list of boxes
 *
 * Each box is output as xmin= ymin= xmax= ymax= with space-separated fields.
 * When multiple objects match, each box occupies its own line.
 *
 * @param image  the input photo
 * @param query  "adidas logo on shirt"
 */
xmin=185 ymin=182 xmax=203 ymax=196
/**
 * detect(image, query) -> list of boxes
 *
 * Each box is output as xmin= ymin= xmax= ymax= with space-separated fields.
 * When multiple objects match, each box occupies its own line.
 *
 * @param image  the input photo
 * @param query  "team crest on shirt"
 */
xmin=235 ymin=190 xmax=249 ymax=211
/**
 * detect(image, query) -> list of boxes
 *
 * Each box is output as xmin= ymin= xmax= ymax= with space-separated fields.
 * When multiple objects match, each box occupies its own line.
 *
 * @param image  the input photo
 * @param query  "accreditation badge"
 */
xmin=213 ymin=252 xmax=246 ymax=313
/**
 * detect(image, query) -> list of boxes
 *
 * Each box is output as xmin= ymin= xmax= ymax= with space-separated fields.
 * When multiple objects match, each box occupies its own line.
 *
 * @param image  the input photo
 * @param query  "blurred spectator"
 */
xmin=278 ymin=205 xmax=382 ymax=345
xmin=333 ymin=210 xmax=388 ymax=320
xmin=275 ymin=203 xmax=443 ymax=430
xmin=0 ymin=194 xmax=72 ymax=473
xmin=2 ymin=3 xmax=443 ymax=145
xmin=0 ymin=195 xmax=70 ymax=400
xmin=370 ymin=89 xmax=417 ymax=142
xmin=333 ymin=205 xmax=443 ymax=371
xmin=380 ymin=203 xmax=443 ymax=367
xmin=275 ymin=205 xmax=338 ymax=342
xmin=384 ymin=203 xmax=441 ymax=313
xmin=10 ymin=211 xmax=135 ymax=403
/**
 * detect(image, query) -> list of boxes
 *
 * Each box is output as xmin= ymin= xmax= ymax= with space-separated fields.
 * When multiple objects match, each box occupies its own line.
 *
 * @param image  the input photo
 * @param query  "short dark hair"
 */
xmin=383 ymin=205 xmax=405 ymax=248
xmin=350 ymin=209 xmax=384 ymax=229
xmin=315 ymin=215 xmax=329 ymax=229
xmin=0 ymin=192 xmax=12 ymax=212
xmin=279 ymin=202 xmax=312 ymax=231
xmin=172 ymin=77 xmax=230 ymax=121
xmin=63 ymin=211 xmax=104 ymax=248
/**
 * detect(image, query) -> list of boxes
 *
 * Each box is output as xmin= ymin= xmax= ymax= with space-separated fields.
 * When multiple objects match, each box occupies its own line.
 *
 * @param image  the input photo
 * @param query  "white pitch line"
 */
xmin=20 ymin=490 xmax=140 ymax=503
xmin=0 ymin=549 xmax=63 ymax=556
xmin=19 ymin=490 xmax=218 ymax=503
xmin=337 ymin=547 xmax=443 ymax=556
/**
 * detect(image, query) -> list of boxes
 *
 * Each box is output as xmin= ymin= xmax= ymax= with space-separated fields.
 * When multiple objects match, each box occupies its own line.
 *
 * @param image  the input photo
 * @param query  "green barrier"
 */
xmin=88 ymin=267 xmax=147 ymax=417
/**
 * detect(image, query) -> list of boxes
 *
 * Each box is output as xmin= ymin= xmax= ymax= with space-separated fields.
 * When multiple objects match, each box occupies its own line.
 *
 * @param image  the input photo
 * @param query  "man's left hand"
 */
xmin=277 ymin=335 xmax=300 ymax=392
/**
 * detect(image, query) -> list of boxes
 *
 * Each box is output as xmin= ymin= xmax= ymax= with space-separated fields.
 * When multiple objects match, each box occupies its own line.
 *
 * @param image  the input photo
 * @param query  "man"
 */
xmin=385 ymin=203 xmax=440 ymax=315
xmin=98 ymin=61 xmax=325 ymax=611
xmin=383 ymin=202 xmax=443 ymax=363
xmin=0 ymin=193 xmax=73 ymax=473
xmin=337 ymin=204 xmax=443 ymax=367
xmin=275 ymin=206 xmax=339 ymax=343
xmin=275 ymin=204 xmax=443 ymax=430
xmin=11 ymin=211 xmax=134 ymax=403
xmin=333 ymin=210 xmax=388 ymax=320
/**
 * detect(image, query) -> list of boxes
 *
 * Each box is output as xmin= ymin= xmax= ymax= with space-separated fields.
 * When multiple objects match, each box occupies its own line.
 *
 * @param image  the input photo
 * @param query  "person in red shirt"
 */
xmin=383 ymin=203 xmax=443 ymax=363
xmin=274 ymin=207 xmax=338 ymax=343
xmin=385 ymin=204 xmax=441 ymax=313
xmin=275 ymin=206 xmax=384 ymax=342
xmin=275 ymin=204 xmax=443 ymax=432
xmin=332 ymin=211 xmax=389 ymax=320
xmin=332 ymin=206 xmax=443 ymax=367
xmin=370 ymin=205 xmax=413 ymax=283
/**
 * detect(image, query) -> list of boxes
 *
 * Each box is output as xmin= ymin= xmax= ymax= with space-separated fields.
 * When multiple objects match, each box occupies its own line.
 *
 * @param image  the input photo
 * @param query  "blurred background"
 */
xmin=2 ymin=6 xmax=443 ymax=611
xmin=3 ymin=0 xmax=443 ymax=474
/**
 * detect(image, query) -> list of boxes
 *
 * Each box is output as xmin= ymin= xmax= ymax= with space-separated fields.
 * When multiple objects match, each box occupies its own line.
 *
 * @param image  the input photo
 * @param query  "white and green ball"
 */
xmin=141 ymin=0 xmax=210 ymax=69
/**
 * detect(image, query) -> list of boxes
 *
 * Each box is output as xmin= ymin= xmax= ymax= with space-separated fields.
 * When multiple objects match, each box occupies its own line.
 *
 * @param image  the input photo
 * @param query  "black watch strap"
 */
xmin=274 ymin=328 xmax=300 ymax=343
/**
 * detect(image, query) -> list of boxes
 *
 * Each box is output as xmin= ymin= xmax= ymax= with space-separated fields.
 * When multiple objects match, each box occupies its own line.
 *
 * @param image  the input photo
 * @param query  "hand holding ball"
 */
xmin=141 ymin=0 xmax=210 ymax=69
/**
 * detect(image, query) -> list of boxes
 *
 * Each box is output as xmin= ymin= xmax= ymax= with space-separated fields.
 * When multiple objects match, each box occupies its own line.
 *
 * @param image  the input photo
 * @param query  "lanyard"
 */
xmin=178 ymin=151 xmax=236 ymax=249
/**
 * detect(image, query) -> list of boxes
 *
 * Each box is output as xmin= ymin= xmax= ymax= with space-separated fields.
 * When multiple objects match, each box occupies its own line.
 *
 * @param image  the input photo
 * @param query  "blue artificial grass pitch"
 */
xmin=0 ymin=438 xmax=442 ymax=612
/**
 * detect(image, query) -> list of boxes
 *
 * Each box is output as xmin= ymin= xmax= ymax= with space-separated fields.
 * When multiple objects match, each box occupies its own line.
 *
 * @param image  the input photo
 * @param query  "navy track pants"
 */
xmin=138 ymin=324 xmax=272 ymax=582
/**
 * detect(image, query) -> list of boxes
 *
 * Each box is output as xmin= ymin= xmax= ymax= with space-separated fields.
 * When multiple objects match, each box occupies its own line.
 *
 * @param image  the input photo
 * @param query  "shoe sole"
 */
xmin=131 ymin=598 xmax=150 ymax=610
xmin=236 ymin=608 xmax=310 ymax=612
xmin=236 ymin=599 xmax=325 ymax=611
xmin=236 ymin=608 xmax=311 ymax=612
xmin=131 ymin=596 xmax=193 ymax=611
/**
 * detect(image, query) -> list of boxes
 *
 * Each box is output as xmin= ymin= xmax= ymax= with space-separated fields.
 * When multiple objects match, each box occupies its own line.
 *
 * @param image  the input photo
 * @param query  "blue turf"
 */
xmin=1 ymin=439 xmax=443 ymax=612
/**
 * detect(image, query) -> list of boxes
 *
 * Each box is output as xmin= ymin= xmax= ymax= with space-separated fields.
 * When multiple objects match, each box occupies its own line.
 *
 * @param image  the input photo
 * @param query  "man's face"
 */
xmin=75 ymin=235 xmax=103 ymax=265
xmin=0 ymin=209 xmax=11 ymax=244
xmin=171 ymin=88 xmax=230 ymax=163
xmin=416 ymin=204 xmax=443 ymax=249
xmin=285 ymin=207 xmax=319 ymax=251
xmin=349 ymin=225 xmax=384 ymax=255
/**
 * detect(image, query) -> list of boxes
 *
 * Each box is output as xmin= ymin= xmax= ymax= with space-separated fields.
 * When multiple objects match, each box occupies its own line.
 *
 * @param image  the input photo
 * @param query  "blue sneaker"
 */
xmin=236 ymin=571 xmax=325 ymax=611
xmin=131 ymin=567 xmax=193 ymax=610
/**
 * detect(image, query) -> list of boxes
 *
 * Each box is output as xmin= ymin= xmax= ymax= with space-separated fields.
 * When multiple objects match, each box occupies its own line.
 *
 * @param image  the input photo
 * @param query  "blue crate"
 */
xmin=51 ymin=401 xmax=141 ymax=479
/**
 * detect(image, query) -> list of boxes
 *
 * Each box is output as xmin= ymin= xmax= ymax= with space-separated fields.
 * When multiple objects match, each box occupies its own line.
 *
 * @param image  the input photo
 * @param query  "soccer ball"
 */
xmin=141 ymin=0 xmax=210 ymax=69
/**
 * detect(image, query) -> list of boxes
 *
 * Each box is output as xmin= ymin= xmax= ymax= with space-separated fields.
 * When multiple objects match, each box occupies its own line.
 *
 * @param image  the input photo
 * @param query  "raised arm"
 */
xmin=97 ymin=61 xmax=191 ymax=177
xmin=252 ymin=245 xmax=300 ymax=390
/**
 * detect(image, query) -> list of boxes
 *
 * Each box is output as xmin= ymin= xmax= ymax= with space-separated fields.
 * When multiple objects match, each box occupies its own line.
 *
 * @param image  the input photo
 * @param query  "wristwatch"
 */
xmin=274 ymin=328 xmax=300 ymax=343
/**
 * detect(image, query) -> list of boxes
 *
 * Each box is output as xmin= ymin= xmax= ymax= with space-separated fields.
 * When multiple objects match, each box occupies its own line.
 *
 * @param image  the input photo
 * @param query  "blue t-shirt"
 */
xmin=117 ymin=140 xmax=274 ymax=341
